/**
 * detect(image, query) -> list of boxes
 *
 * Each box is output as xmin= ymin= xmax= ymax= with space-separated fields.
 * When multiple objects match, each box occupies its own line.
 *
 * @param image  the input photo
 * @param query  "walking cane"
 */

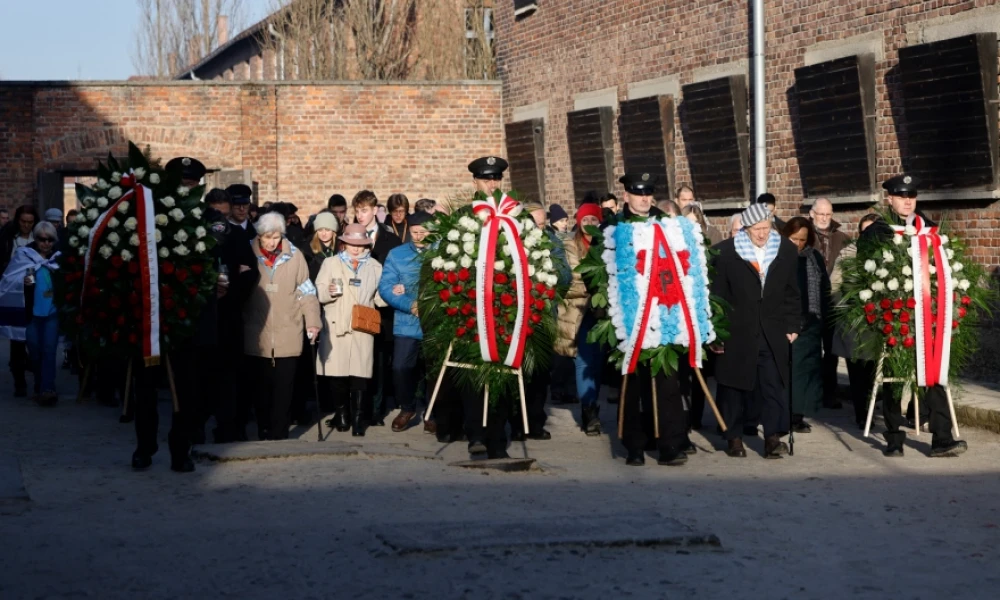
xmin=788 ymin=341 xmax=795 ymax=456
xmin=311 ymin=333 xmax=324 ymax=442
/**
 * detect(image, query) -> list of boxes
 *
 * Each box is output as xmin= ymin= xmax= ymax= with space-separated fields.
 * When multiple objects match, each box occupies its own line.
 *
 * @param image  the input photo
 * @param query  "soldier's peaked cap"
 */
xmin=165 ymin=156 xmax=207 ymax=181
xmin=882 ymin=174 xmax=921 ymax=196
xmin=468 ymin=156 xmax=508 ymax=180
xmin=619 ymin=172 xmax=656 ymax=196
xmin=225 ymin=184 xmax=253 ymax=204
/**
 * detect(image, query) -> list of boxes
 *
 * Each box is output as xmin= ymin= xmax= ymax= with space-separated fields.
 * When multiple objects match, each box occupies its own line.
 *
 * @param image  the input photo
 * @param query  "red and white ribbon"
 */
xmin=894 ymin=216 xmax=952 ymax=387
xmin=82 ymin=172 xmax=161 ymax=365
xmin=472 ymin=193 xmax=531 ymax=369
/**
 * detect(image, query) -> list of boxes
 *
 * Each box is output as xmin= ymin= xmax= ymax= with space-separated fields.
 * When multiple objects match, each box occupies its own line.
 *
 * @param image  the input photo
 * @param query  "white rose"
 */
xmin=195 ymin=226 xmax=206 ymax=239
xmin=169 ymin=208 xmax=184 ymax=221
xmin=531 ymin=251 xmax=542 ymax=260
xmin=858 ymin=290 xmax=873 ymax=301
xmin=959 ymin=279 xmax=970 ymax=291
xmin=463 ymin=241 xmax=475 ymax=255
xmin=122 ymin=217 xmax=137 ymax=231
xmin=107 ymin=217 xmax=119 ymax=229
xmin=864 ymin=260 xmax=876 ymax=273
xmin=929 ymin=265 xmax=936 ymax=275
xmin=74 ymin=214 xmax=86 ymax=224
xmin=87 ymin=208 xmax=99 ymax=221
xmin=155 ymin=230 xmax=162 ymax=243
xmin=191 ymin=208 xmax=203 ymax=219
xmin=446 ymin=243 xmax=459 ymax=256
xmin=68 ymin=236 xmax=79 ymax=248
xmin=120 ymin=250 xmax=133 ymax=262
xmin=97 ymin=197 xmax=109 ymax=209
xmin=195 ymin=242 xmax=207 ymax=253
xmin=528 ymin=264 xmax=536 ymax=277
xmin=443 ymin=261 xmax=457 ymax=271
xmin=77 ymin=246 xmax=86 ymax=256
xmin=108 ymin=186 xmax=122 ymax=200
xmin=542 ymin=258 xmax=553 ymax=271
xmin=541 ymin=249 xmax=551 ymax=258
xmin=887 ymin=279 xmax=899 ymax=291
xmin=939 ymin=235 xmax=949 ymax=246
xmin=501 ymin=244 xmax=512 ymax=256
xmin=893 ymin=235 xmax=903 ymax=246
xmin=946 ymin=249 xmax=955 ymax=260
xmin=431 ymin=257 xmax=445 ymax=269
xmin=904 ymin=225 xmax=917 ymax=236
xmin=107 ymin=232 xmax=120 ymax=246
xmin=875 ymin=268 xmax=889 ymax=279
xmin=174 ymin=245 xmax=190 ymax=256
xmin=129 ymin=234 xmax=140 ymax=247
xmin=96 ymin=178 xmax=110 ymax=190
xmin=902 ymin=265 xmax=912 ymax=276
xmin=149 ymin=173 xmax=160 ymax=184
xmin=155 ymin=214 xmax=168 ymax=226
xmin=907 ymin=247 xmax=915 ymax=257
xmin=99 ymin=245 xmax=112 ymax=259
xmin=494 ymin=260 xmax=505 ymax=271
xmin=117 ymin=201 xmax=129 ymax=214
xmin=78 ymin=225 xmax=90 ymax=237
xmin=459 ymin=255 xmax=473 ymax=268
xmin=160 ymin=196 xmax=176 ymax=208
xmin=110 ymin=172 xmax=121 ymax=183
xmin=159 ymin=247 xmax=170 ymax=258
xmin=174 ymin=230 xmax=189 ymax=243
xmin=447 ymin=230 xmax=460 ymax=241
xmin=523 ymin=218 xmax=535 ymax=230
xmin=904 ymin=279 xmax=913 ymax=292
xmin=871 ymin=281 xmax=885 ymax=292
xmin=133 ymin=167 xmax=146 ymax=179
xmin=462 ymin=232 xmax=475 ymax=243
xmin=177 ymin=186 xmax=190 ymax=197
xmin=882 ymin=250 xmax=894 ymax=263
xmin=952 ymin=262 xmax=963 ymax=272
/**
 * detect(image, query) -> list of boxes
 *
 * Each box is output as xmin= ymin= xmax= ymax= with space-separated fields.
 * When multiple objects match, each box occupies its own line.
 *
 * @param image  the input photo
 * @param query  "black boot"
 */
xmin=582 ymin=406 xmax=601 ymax=436
xmin=334 ymin=399 xmax=350 ymax=432
xmin=351 ymin=391 xmax=366 ymax=437
xmin=883 ymin=430 xmax=906 ymax=457
xmin=625 ymin=448 xmax=645 ymax=466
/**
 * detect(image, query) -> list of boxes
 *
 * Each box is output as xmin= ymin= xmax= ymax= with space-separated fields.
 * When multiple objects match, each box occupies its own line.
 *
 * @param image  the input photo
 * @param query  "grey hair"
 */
xmin=33 ymin=221 xmax=58 ymax=241
xmin=255 ymin=212 xmax=286 ymax=236
xmin=729 ymin=213 xmax=742 ymax=228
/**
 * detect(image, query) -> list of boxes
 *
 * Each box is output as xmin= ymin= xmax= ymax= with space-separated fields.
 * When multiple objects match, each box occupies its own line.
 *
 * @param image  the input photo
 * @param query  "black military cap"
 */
xmin=619 ymin=172 xmax=656 ymax=196
xmin=165 ymin=156 xmax=207 ymax=182
xmin=407 ymin=210 xmax=436 ymax=227
xmin=882 ymin=174 xmax=920 ymax=197
xmin=226 ymin=184 xmax=253 ymax=204
xmin=468 ymin=156 xmax=509 ymax=180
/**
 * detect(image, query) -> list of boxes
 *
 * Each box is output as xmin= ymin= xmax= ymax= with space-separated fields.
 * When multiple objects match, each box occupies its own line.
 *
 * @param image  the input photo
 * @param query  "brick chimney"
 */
xmin=217 ymin=15 xmax=229 ymax=46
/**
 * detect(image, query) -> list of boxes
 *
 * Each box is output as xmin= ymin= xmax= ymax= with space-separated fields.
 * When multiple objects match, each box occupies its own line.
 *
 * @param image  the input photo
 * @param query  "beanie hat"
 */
xmin=548 ymin=203 xmax=569 ymax=224
xmin=407 ymin=211 xmax=435 ymax=227
xmin=44 ymin=208 xmax=63 ymax=222
xmin=313 ymin=211 xmax=339 ymax=233
xmin=741 ymin=203 xmax=772 ymax=228
xmin=575 ymin=203 xmax=603 ymax=228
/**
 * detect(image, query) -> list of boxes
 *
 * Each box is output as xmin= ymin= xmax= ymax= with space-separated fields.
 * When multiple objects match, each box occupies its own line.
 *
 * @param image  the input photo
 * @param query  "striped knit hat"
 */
xmin=741 ymin=203 xmax=771 ymax=228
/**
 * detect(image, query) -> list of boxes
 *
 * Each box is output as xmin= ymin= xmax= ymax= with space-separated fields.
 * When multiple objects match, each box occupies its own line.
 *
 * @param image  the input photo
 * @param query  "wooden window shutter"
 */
xmin=566 ymin=106 xmax=615 ymax=206
xmin=681 ymin=75 xmax=750 ymax=204
xmin=504 ymin=119 xmax=546 ymax=204
xmin=618 ymin=95 xmax=676 ymax=203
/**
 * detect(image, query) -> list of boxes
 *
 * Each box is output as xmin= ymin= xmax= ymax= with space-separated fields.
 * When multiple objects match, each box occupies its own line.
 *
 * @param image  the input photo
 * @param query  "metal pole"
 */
xmin=752 ymin=0 xmax=767 ymax=196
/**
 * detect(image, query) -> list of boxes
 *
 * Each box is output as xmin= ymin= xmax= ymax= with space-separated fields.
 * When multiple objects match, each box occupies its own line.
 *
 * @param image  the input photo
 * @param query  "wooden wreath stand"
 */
xmin=616 ymin=365 xmax=726 ymax=439
xmin=425 ymin=342 xmax=529 ymax=434
xmin=118 ymin=356 xmax=182 ymax=417
xmin=863 ymin=351 xmax=960 ymax=440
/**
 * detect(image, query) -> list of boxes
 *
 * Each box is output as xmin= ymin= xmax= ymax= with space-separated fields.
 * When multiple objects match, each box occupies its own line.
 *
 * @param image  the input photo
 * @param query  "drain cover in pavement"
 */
xmin=449 ymin=457 xmax=540 ymax=472
xmin=372 ymin=514 xmax=720 ymax=555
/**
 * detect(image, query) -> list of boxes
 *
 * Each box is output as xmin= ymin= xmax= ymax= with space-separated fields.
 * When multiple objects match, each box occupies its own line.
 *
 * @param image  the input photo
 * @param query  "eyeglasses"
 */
xmin=35 ymin=237 xmax=55 ymax=243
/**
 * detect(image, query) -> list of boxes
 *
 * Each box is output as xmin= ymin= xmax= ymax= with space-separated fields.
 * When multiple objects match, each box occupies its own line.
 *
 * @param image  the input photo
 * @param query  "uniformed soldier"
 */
xmin=860 ymin=174 xmax=967 ymax=458
xmin=165 ymin=156 xmax=207 ymax=195
xmin=225 ymin=184 xmax=257 ymax=241
xmin=609 ymin=172 xmax=690 ymax=467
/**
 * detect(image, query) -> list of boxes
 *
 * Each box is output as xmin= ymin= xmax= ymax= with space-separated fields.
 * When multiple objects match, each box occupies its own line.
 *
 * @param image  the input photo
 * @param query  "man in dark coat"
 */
xmin=711 ymin=202 xmax=801 ymax=459
xmin=860 ymin=174 xmax=967 ymax=458
xmin=225 ymin=184 xmax=257 ymax=241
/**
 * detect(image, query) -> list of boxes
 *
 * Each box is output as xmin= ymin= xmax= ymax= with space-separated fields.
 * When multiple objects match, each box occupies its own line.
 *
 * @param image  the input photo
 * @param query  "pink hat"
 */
xmin=340 ymin=223 xmax=373 ymax=246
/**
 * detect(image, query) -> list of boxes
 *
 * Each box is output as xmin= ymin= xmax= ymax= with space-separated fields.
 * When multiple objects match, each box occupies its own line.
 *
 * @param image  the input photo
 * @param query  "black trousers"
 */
xmin=846 ymin=359 xmax=875 ymax=426
xmin=717 ymin=346 xmax=789 ymax=440
xmin=621 ymin=364 xmax=686 ymax=452
xmin=95 ymin=356 xmax=129 ymax=408
xmin=821 ymin=324 xmax=839 ymax=405
xmin=515 ymin=367 xmax=549 ymax=433
xmin=250 ymin=356 xmax=298 ymax=440
xmin=133 ymin=353 xmax=197 ymax=461
xmin=432 ymin=375 xmax=465 ymax=438
xmin=883 ymin=382 xmax=954 ymax=445
xmin=9 ymin=339 xmax=27 ymax=388
xmin=210 ymin=343 xmax=245 ymax=441
xmin=678 ymin=358 xmax=708 ymax=429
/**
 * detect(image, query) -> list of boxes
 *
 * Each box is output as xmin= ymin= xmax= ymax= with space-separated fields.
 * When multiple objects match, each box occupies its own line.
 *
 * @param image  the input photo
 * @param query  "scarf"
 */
xmin=338 ymin=250 xmax=370 ymax=274
xmin=734 ymin=229 xmax=780 ymax=285
xmin=802 ymin=247 xmax=823 ymax=317
xmin=260 ymin=245 xmax=281 ymax=268
xmin=390 ymin=220 xmax=407 ymax=240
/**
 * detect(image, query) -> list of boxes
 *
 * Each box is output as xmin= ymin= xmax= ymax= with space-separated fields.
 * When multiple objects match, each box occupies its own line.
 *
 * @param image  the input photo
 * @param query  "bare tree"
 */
xmin=462 ymin=1 xmax=496 ymax=80
xmin=258 ymin=0 xmax=346 ymax=80
xmin=132 ymin=0 xmax=248 ymax=78
xmin=344 ymin=0 xmax=417 ymax=80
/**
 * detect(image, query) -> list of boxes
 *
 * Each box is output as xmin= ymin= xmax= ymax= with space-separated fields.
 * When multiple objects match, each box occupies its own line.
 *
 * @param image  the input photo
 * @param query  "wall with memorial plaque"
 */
xmin=504 ymin=119 xmax=546 ymax=204
xmin=618 ymin=95 xmax=676 ymax=204
xmin=566 ymin=106 xmax=616 ymax=206
xmin=680 ymin=75 xmax=749 ymax=205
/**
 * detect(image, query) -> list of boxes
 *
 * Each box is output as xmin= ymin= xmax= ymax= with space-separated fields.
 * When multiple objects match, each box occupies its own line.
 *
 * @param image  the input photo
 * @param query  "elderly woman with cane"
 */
xmin=710 ymin=203 xmax=801 ymax=458
xmin=243 ymin=212 xmax=321 ymax=441
xmin=315 ymin=223 xmax=385 ymax=437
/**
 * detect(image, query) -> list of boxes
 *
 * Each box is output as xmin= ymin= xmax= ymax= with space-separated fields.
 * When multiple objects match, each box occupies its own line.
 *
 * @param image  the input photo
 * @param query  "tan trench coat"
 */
xmin=314 ymin=254 xmax=386 ymax=378
xmin=555 ymin=235 xmax=590 ymax=358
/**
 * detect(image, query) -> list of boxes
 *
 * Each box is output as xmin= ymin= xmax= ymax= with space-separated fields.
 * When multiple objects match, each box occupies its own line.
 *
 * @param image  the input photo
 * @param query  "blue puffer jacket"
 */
xmin=378 ymin=242 xmax=424 ymax=340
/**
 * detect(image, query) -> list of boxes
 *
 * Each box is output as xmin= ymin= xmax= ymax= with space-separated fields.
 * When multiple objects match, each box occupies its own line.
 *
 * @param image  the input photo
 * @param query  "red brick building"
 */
xmin=495 ymin=1 xmax=1000 ymax=266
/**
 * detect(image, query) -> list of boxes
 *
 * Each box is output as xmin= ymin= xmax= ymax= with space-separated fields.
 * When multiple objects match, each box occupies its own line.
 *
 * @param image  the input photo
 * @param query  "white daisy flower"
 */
xmin=431 ymin=257 xmax=445 ymax=270
xmin=443 ymin=261 xmax=457 ymax=271
xmin=494 ymin=260 xmax=505 ymax=271
xmin=155 ymin=230 xmax=162 ymax=243
xmin=864 ymin=260 xmax=877 ymax=273
xmin=191 ymin=208 xmax=203 ymax=219
xmin=462 ymin=242 xmax=475 ymax=255
xmin=959 ymin=279 xmax=970 ymax=291
xmin=902 ymin=265 xmax=912 ymax=276
xmin=459 ymin=255 xmax=473 ymax=268
xmin=887 ymin=279 xmax=899 ymax=291
xmin=446 ymin=243 xmax=459 ymax=256
xmin=96 ymin=179 xmax=110 ymax=190
xmin=952 ymin=262 xmax=963 ymax=272
xmin=78 ymin=225 xmax=90 ymax=237
xmin=169 ymin=208 xmax=185 ymax=221
xmin=87 ymin=208 xmax=99 ymax=221
xmin=871 ymin=281 xmax=885 ymax=292
xmin=107 ymin=217 xmax=119 ymax=229
xmin=177 ymin=186 xmax=190 ymax=197
xmin=882 ymin=250 xmax=894 ymax=263
xmin=195 ymin=226 xmax=206 ymax=239
xmin=904 ymin=279 xmax=913 ymax=292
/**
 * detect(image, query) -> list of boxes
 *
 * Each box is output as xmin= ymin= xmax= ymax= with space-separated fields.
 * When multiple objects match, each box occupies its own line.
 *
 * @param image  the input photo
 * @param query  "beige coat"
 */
xmin=555 ymin=235 xmax=590 ymax=358
xmin=243 ymin=239 xmax=322 ymax=359
xmin=314 ymin=253 xmax=386 ymax=378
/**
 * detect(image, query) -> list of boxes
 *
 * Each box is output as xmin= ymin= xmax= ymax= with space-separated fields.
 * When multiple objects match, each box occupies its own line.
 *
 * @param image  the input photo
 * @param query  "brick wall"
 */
xmin=0 ymin=81 xmax=502 ymax=215
xmin=495 ymin=0 xmax=1000 ymax=267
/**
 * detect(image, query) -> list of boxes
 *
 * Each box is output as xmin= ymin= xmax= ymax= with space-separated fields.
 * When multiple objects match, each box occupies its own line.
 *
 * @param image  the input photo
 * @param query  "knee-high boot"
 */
xmin=351 ymin=390 xmax=366 ymax=437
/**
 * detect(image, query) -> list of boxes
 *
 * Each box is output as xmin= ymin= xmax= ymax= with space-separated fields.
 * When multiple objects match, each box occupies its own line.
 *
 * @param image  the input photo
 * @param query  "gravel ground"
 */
xmin=2 ymin=365 xmax=1000 ymax=599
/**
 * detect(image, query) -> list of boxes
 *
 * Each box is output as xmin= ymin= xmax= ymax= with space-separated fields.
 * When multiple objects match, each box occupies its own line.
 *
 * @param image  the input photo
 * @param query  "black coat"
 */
xmin=710 ymin=235 xmax=802 ymax=390
xmin=213 ymin=215 xmax=259 ymax=351
xmin=862 ymin=209 xmax=936 ymax=244
xmin=369 ymin=223 xmax=402 ymax=265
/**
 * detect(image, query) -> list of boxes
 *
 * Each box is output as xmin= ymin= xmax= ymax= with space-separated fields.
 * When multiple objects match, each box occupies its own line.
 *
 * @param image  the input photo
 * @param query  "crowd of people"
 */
xmin=0 ymin=153 xmax=956 ymax=472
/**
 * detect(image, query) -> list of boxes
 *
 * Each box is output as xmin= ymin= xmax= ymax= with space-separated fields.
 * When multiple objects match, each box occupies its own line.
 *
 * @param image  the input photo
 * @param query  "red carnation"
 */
xmin=503 ymin=335 xmax=512 ymax=345
xmin=882 ymin=311 xmax=893 ymax=323
xmin=495 ymin=273 xmax=509 ymax=285
xmin=161 ymin=261 xmax=175 ymax=275
xmin=500 ymin=293 xmax=514 ymax=307
xmin=127 ymin=261 xmax=139 ymax=274
xmin=534 ymin=282 xmax=546 ymax=294
xmin=892 ymin=299 xmax=904 ymax=310
xmin=466 ymin=288 xmax=476 ymax=300
xmin=163 ymin=298 xmax=175 ymax=311
xmin=116 ymin=315 xmax=125 ymax=326
xmin=473 ymin=334 xmax=480 ymax=342
xmin=906 ymin=298 xmax=916 ymax=309
xmin=177 ymin=308 xmax=188 ymax=320
xmin=903 ymin=337 xmax=915 ymax=348
xmin=460 ymin=304 xmax=473 ymax=316
xmin=887 ymin=336 xmax=898 ymax=347
xmin=447 ymin=272 xmax=458 ymax=285
xmin=175 ymin=268 xmax=189 ymax=283
xmin=882 ymin=324 xmax=893 ymax=335
xmin=466 ymin=318 xmax=476 ymax=329
xmin=526 ymin=326 xmax=535 ymax=336
xmin=128 ymin=333 xmax=138 ymax=344
xmin=456 ymin=327 xmax=467 ymax=337
xmin=433 ymin=271 xmax=445 ymax=283
xmin=497 ymin=326 xmax=506 ymax=337
xmin=446 ymin=307 xmax=459 ymax=316
xmin=961 ymin=295 xmax=971 ymax=306
xmin=439 ymin=289 xmax=451 ymax=302
xmin=546 ymin=288 xmax=555 ymax=300
xmin=864 ymin=303 xmax=876 ymax=313
xmin=458 ymin=268 xmax=470 ymax=282
xmin=190 ymin=264 xmax=203 ymax=276
xmin=188 ymin=285 xmax=198 ymax=296
xmin=452 ymin=284 xmax=463 ymax=294
xmin=866 ymin=314 xmax=877 ymax=324
xmin=900 ymin=324 xmax=910 ymax=336
xmin=492 ymin=305 xmax=500 ymax=315
xmin=111 ymin=256 xmax=124 ymax=269
xmin=161 ymin=285 xmax=173 ymax=298
xmin=958 ymin=307 xmax=967 ymax=318
xmin=953 ymin=320 xmax=959 ymax=330
xmin=534 ymin=299 xmax=545 ymax=311
xmin=107 ymin=270 xmax=119 ymax=280
xmin=880 ymin=298 xmax=891 ymax=310
xmin=899 ymin=311 xmax=911 ymax=323
xmin=530 ymin=313 xmax=542 ymax=324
